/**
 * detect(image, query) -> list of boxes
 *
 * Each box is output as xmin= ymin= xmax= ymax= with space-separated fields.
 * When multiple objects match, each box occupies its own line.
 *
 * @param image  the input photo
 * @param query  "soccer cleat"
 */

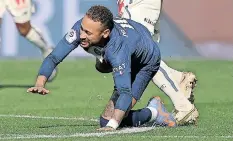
xmin=171 ymin=72 xmax=199 ymax=125
xmin=147 ymin=96 xmax=177 ymax=127
xmin=172 ymin=105 xmax=199 ymax=126
xmin=42 ymin=48 xmax=58 ymax=82
xmin=179 ymin=72 xmax=197 ymax=104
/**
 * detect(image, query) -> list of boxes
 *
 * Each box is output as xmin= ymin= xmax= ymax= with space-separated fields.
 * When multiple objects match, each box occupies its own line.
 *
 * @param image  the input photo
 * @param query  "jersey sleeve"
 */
xmin=38 ymin=20 xmax=82 ymax=79
xmin=105 ymin=38 xmax=132 ymax=111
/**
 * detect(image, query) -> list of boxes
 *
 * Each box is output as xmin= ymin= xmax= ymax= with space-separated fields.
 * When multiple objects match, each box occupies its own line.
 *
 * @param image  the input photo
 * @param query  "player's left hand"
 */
xmin=97 ymin=126 xmax=116 ymax=131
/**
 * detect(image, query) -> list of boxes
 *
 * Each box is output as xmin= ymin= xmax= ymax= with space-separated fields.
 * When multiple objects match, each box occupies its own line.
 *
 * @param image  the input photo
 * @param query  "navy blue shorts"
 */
xmin=130 ymin=55 xmax=161 ymax=100
xmin=110 ymin=52 xmax=161 ymax=101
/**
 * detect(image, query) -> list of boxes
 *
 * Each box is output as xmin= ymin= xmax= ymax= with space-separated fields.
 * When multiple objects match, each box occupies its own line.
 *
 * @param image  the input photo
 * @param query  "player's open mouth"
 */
xmin=80 ymin=41 xmax=89 ymax=47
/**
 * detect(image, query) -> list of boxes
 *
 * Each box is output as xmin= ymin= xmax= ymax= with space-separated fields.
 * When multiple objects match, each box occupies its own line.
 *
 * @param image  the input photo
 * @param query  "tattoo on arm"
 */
xmin=102 ymin=101 xmax=115 ymax=118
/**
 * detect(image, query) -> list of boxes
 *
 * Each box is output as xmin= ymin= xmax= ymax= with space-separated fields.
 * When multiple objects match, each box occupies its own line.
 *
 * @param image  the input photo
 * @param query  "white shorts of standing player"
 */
xmin=0 ymin=0 xmax=57 ymax=82
xmin=119 ymin=0 xmax=161 ymax=42
xmin=118 ymin=0 xmax=199 ymax=125
xmin=0 ymin=0 xmax=33 ymax=23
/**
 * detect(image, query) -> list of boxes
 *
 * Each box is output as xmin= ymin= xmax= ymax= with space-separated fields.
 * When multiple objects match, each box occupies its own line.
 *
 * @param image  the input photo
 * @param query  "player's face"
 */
xmin=80 ymin=15 xmax=110 ymax=48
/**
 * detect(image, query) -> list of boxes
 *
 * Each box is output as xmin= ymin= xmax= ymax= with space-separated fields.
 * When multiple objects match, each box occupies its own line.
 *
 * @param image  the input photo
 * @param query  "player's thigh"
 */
xmin=131 ymin=67 xmax=158 ymax=101
xmin=0 ymin=0 xmax=6 ymax=20
xmin=122 ymin=0 xmax=162 ymax=34
xmin=6 ymin=0 xmax=32 ymax=23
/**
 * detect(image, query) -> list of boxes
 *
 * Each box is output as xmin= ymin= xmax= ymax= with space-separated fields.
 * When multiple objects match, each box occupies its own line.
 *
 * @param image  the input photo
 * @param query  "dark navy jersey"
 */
xmin=38 ymin=17 xmax=160 ymax=110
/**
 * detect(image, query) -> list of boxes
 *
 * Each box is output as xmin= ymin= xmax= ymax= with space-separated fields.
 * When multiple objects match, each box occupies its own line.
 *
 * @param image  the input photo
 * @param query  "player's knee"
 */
xmin=99 ymin=116 xmax=109 ymax=127
xmin=16 ymin=22 xmax=31 ymax=36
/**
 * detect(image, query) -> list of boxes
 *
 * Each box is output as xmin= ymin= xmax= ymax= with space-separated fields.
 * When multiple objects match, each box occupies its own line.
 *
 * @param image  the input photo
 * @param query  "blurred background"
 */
xmin=0 ymin=0 xmax=233 ymax=59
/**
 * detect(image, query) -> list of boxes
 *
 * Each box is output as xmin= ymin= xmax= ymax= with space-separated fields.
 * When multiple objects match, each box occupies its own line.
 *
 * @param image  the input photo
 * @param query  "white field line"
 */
xmin=0 ymin=114 xmax=98 ymax=122
xmin=140 ymin=135 xmax=233 ymax=139
xmin=0 ymin=114 xmax=232 ymax=139
xmin=0 ymin=127 xmax=154 ymax=139
xmin=1 ymin=133 xmax=233 ymax=140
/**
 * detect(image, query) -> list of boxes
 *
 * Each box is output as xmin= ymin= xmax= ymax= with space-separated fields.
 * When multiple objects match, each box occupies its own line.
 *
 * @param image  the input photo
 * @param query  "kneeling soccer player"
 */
xmin=27 ymin=5 xmax=176 ymax=130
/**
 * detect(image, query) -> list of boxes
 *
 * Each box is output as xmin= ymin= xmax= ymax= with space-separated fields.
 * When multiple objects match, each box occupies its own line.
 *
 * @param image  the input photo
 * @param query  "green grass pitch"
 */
xmin=0 ymin=59 xmax=233 ymax=141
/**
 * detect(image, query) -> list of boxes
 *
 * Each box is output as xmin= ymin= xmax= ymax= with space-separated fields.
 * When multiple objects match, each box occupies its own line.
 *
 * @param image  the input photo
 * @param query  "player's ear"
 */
xmin=102 ymin=29 xmax=110 ymax=39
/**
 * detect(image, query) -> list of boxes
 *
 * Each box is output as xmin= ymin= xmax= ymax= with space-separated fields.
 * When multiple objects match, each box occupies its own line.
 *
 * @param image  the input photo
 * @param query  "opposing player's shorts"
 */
xmin=119 ymin=0 xmax=162 ymax=42
xmin=0 ymin=0 xmax=34 ymax=23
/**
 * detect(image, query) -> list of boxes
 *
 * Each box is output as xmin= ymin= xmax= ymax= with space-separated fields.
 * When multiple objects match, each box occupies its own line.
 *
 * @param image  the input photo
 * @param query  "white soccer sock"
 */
xmin=146 ymin=107 xmax=158 ymax=122
xmin=152 ymin=66 xmax=192 ymax=111
xmin=26 ymin=27 xmax=50 ymax=55
xmin=160 ymin=60 xmax=183 ymax=83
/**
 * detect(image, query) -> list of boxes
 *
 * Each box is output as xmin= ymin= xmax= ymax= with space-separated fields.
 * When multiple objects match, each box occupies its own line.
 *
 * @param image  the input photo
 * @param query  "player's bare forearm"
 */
xmin=101 ymin=108 xmax=126 ymax=130
xmin=27 ymin=75 xmax=49 ymax=95
xmin=112 ymin=109 xmax=126 ymax=124
xmin=35 ymin=75 xmax=47 ymax=87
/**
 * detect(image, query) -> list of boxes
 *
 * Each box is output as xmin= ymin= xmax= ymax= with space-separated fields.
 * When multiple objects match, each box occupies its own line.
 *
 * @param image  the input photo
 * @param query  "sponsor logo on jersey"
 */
xmin=113 ymin=63 xmax=126 ymax=75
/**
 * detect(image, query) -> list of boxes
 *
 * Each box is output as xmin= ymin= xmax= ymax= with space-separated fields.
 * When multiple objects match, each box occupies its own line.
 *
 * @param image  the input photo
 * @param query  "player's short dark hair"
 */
xmin=86 ymin=5 xmax=114 ymax=31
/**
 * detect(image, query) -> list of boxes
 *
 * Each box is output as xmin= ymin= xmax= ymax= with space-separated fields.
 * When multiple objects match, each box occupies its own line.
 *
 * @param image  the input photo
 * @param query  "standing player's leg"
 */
xmin=160 ymin=61 xmax=197 ymax=103
xmin=6 ymin=0 xmax=57 ymax=81
xmin=152 ymin=62 xmax=199 ymax=125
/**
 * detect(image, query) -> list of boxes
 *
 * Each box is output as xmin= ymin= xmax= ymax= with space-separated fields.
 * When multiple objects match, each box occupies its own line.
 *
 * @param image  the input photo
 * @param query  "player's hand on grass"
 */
xmin=97 ymin=126 xmax=116 ymax=131
xmin=27 ymin=86 xmax=49 ymax=95
xmin=27 ymin=75 xmax=49 ymax=95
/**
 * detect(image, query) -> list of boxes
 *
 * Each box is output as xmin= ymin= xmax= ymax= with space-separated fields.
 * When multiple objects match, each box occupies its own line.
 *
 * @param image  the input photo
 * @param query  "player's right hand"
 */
xmin=27 ymin=87 xmax=50 ymax=95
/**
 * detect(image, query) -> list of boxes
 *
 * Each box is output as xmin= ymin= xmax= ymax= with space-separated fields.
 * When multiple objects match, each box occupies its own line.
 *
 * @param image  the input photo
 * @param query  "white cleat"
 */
xmin=172 ymin=72 xmax=199 ymax=125
xmin=173 ymin=105 xmax=199 ymax=126
xmin=179 ymin=72 xmax=197 ymax=104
